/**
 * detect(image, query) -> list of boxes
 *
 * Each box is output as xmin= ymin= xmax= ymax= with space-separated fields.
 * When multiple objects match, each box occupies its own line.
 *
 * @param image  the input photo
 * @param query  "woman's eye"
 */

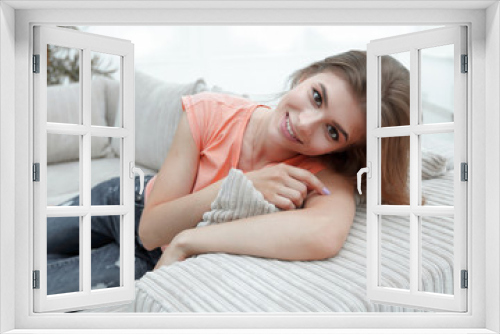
xmin=327 ymin=124 xmax=339 ymax=141
xmin=312 ymin=89 xmax=322 ymax=107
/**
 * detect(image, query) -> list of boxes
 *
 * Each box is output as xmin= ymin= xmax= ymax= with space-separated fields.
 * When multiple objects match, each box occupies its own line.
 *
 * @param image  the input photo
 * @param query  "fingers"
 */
xmin=272 ymin=165 xmax=330 ymax=210
xmin=245 ymin=164 xmax=331 ymax=210
xmin=277 ymin=187 xmax=304 ymax=209
xmin=284 ymin=176 xmax=308 ymax=199
xmin=283 ymin=164 xmax=330 ymax=195
xmin=273 ymin=195 xmax=297 ymax=211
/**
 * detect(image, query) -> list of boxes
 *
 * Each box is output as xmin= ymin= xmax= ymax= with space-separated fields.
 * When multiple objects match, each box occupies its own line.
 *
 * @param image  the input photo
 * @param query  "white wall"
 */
xmin=80 ymin=25 xmax=454 ymax=148
xmin=0 ymin=2 xmax=16 ymax=333
xmin=82 ymin=26 xmax=439 ymax=98
xmin=485 ymin=2 xmax=500 ymax=333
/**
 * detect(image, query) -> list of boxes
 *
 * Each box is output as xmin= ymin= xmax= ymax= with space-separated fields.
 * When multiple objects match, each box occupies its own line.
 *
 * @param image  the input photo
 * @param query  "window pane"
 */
xmin=420 ymin=44 xmax=454 ymax=124
xmin=420 ymin=133 xmax=454 ymax=206
xmin=379 ymin=215 xmax=410 ymax=290
xmin=47 ymin=45 xmax=81 ymax=124
xmin=91 ymin=215 xmax=122 ymax=291
xmin=380 ymin=136 xmax=410 ymax=205
xmin=47 ymin=216 xmax=81 ymax=295
xmin=91 ymin=136 xmax=122 ymax=205
xmin=420 ymin=216 xmax=454 ymax=295
xmin=380 ymin=51 xmax=410 ymax=128
xmin=47 ymin=133 xmax=81 ymax=206
xmin=91 ymin=51 xmax=121 ymax=127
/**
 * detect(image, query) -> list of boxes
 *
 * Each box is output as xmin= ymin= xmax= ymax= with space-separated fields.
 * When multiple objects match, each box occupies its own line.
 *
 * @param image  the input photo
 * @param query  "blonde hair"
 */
xmin=288 ymin=50 xmax=410 ymax=205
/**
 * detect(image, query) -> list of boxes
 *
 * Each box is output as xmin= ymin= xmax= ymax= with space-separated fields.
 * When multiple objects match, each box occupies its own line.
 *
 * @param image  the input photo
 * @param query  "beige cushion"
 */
xmin=112 ymin=72 xmax=207 ymax=172
xmin=46 ymin=78 xmax=115 ymax=164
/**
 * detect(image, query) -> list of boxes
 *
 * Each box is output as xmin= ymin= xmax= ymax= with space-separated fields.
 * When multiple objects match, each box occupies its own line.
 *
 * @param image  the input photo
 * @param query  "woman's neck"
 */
xmin=242 ymin=108 xmax=298 ymax=171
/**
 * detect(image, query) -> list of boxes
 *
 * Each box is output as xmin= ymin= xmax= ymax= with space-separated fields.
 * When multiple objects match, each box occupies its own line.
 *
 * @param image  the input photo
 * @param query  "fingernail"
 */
xmin=322 ymin=187 xmax=331 ymax=195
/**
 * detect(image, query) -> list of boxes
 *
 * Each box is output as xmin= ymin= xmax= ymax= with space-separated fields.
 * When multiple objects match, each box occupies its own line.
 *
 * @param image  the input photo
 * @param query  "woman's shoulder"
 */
xmin=315 ymin=167 xmax=356 ymax=196
xmin=183 ymin=92 xmax=268 ymax=128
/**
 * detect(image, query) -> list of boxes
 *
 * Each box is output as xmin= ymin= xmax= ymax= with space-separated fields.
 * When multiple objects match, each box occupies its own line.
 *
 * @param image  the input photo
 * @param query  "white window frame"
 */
xmin=32 ymin=25 xmax=137 ymax=312
xmin=365 ymin=26 xmax=468 ymax=312
xmin=0 ymin=1 xmax=498 ymax=333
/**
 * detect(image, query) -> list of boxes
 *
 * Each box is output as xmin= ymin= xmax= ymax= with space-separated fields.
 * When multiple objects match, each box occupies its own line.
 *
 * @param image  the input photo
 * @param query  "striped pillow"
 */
xmin=421 ymin=148 xmax=448 ymax=179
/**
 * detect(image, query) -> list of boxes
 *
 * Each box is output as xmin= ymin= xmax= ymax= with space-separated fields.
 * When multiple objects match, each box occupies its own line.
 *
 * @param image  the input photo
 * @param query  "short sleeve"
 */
xmin=282 ymin=155 xmax=327 ymax=175
xmin=181 ymin=95 xmax=202 ymax=151
xmin=181 ymin=93 xmax=225 ymax=152
xmin=298 ymin=157 xmax=328 ymax=175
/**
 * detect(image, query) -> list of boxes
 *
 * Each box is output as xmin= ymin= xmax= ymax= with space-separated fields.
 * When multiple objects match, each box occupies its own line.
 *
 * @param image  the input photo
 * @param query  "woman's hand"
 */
xmin=245 ymin=164 xmax=330 ymax=210
xmin=154 ymin=232 xmax=191 ymax=270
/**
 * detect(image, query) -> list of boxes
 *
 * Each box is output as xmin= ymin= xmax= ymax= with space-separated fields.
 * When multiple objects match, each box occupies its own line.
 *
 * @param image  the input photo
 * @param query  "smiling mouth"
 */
xmin=283 ymin=112 xmax=302 ymax=144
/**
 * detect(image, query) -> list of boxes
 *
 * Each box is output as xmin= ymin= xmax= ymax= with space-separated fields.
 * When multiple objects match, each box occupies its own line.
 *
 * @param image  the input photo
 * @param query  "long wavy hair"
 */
xmin=288 ymin=50 xmax=410 ymax=205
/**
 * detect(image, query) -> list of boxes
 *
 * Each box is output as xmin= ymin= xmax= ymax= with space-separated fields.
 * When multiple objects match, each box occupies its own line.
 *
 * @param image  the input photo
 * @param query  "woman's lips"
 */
xmin=280 ymin=112 xmax=302 ymax=144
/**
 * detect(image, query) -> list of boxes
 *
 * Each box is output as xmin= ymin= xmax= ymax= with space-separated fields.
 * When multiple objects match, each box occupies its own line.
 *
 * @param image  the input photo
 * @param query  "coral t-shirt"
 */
xmin=145 ymin=92 xmax=326 ymax=202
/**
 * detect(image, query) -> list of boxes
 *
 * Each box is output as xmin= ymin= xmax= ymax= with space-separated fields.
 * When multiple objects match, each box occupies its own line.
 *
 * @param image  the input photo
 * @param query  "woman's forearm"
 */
xmin=172 ymin=208 xmax=344 ymax=262
xmin=139 ymin=179 xmax=224 ymax=250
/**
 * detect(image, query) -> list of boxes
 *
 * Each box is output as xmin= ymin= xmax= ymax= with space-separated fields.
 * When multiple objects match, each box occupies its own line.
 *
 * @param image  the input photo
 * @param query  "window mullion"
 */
xmin=373 ymin=123 xmax=454 ymax=138
xmin=412 ymin=123 xmax=454 ymax=135
xmin=373 ymin=205 xmax=411 ymax=215
xmin=46 ymin=205 xmax=129 ymax=217
xmin=46 ymin=123 xmax=130 ymax=138
xmin=46 ymin=123 xmax=87 ymax=135
xmin=81 ymin=47 xmax=92 ymax=294
xmin=373 ymin=205 xmax=454 ymax=216
xmin=90 ymin=126 xmax=129 ymax=138
xmin=410 ymin=47 xmax=420 ymax=294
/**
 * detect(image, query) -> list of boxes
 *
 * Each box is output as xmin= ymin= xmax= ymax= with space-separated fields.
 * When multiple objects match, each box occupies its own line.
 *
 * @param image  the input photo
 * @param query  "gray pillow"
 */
xmin=421 ymin=148 xmax=448 ymax=179
xmin=111 ymin=71 xmax=207 ymax=172
xmin=422 ymin=138 xmax=455 ymax=170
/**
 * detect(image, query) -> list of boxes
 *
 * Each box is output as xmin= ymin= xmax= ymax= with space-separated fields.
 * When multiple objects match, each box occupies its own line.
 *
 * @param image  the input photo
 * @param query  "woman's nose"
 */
xmin=297 ymin=110 xmax=322 ymax=136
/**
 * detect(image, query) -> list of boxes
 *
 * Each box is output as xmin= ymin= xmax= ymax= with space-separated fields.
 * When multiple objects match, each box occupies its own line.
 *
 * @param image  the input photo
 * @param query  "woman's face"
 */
xmin=271 ymin=71 xmax=366 ymax=157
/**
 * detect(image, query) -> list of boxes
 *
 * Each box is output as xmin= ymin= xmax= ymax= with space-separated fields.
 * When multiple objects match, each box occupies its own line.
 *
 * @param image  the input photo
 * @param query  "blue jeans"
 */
xmin=47 ymin=175 xmax=162 ymax=295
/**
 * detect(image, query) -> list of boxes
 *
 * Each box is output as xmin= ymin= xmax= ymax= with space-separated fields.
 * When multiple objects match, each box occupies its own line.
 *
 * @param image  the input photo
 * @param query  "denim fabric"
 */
xmin=47 ymin=175 xmax=162 ymax=295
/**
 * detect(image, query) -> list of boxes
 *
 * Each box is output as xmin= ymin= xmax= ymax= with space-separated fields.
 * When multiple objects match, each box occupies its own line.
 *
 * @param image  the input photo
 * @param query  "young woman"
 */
xmin=140 ymin=50 xmax=410 ymax=268
xmin=46 ymin=50 xmax=410 ymax=294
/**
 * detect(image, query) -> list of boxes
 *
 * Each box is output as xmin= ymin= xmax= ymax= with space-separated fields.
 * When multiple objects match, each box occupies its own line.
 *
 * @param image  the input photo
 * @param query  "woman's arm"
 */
xmin=155 ymin=169 xmax=356 ymax=268
xmin=139 ymin=113 xmax=220 ymax=250
xmin=139 ymin=113 xmax=329 ymax=251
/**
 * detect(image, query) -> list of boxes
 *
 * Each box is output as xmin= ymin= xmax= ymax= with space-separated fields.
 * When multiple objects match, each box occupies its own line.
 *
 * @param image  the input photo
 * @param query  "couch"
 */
xmin=47 ymin=72 xmax=207 ymax=205
xmin=47 ymin=72 xmax=456 ymax=313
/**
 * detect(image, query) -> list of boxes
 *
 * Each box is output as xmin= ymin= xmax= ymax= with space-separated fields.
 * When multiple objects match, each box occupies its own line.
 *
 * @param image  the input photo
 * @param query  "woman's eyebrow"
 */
xmin=320 ymin=83 xmax=329 ymax=108
xmin=332 ymin=120 xmax=349 ymax=142
xmin=319 ymin=82 xmax=349 ymax=142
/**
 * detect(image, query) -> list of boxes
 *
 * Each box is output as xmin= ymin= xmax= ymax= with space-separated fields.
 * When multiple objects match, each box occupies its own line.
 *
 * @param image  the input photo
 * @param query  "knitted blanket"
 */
xmin=126 ymin=168 xmax=453 ymax=312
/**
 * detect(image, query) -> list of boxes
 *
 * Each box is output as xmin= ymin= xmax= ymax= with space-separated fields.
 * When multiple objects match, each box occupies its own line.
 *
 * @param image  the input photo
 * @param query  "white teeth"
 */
xmin=286 ymin=117 xmax=297 ymax=140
